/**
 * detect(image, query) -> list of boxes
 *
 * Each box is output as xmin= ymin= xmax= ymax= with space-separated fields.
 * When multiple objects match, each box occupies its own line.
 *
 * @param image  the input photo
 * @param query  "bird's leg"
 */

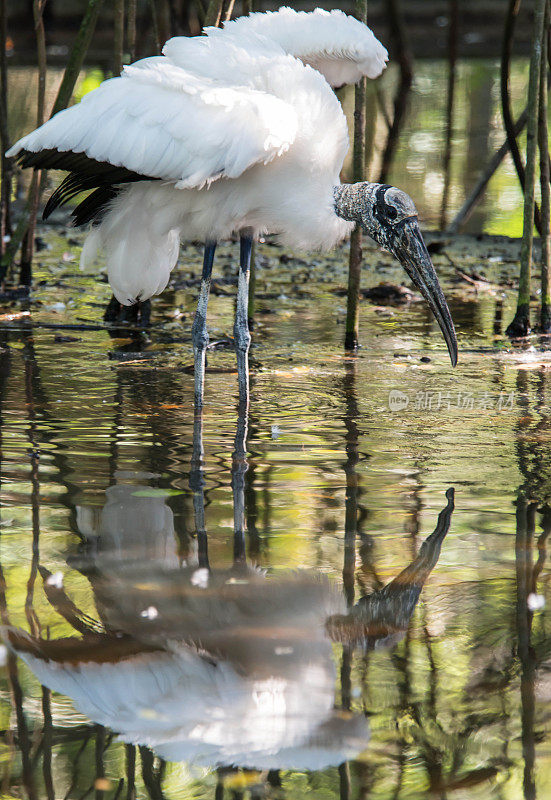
xmin=231 ymin=400 xmax=249 ymax=567
xmin=192 ymin=241 xmax=216 ymax=411
xmin=190 ymin=411 xmax=209 ymax=570
xmin=234 ymin=231 xmax=253 ymax=410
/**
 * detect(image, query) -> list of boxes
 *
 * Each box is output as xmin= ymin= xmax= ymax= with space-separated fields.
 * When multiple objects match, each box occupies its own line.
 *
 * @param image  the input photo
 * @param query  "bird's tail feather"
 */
xmin=80 ymin=187 xmax=180 ymax=305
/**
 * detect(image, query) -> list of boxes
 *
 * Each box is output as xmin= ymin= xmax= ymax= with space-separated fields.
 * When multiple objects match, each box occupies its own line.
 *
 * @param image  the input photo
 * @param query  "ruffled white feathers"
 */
xmin=9 ymin=57 xmax=298 ymax=188
xmin=7 ymin=7 xmax=387 ymax=304
xmin=219 ymin=6 xmax=388 ymax=86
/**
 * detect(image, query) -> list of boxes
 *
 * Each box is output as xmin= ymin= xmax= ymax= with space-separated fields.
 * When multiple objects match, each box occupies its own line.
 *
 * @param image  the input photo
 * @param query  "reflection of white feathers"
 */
xmin=19 ymin=636 xmax=368 ymax=770
xmin=76 ymin=483 xmax=183 ymax=567
xmin=15 ymin=570 xmax=367 ymax=770
xmin=14 ymin=482 xmax=370 ymax=770
xmin=7 ymin=7 xmax=387 ymax=304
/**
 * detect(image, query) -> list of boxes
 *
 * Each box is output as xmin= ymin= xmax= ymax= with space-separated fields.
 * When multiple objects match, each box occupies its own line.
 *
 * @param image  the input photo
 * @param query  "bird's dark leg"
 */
xmin=190 ymin=411 xmax=209 ymax=570
xmin=192 ymin=241 xmax=216 ymax=411
xmin=235 ymin=231 xmax=253 ymax=410
xmin=232 ymin=400 xmax=249 ymax=567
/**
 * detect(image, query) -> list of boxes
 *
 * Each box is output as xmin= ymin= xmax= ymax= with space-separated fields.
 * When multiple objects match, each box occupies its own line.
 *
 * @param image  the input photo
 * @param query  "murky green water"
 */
xmin=0 ymin=224 xmax=550 ymax=799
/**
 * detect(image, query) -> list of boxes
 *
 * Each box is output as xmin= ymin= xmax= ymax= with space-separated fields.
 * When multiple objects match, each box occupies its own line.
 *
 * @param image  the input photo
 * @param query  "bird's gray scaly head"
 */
xmin=334 ymin=182 xmax=458 ymax=367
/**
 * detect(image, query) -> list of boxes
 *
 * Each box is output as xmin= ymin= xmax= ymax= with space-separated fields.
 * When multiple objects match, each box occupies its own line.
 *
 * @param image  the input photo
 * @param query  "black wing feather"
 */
xmin=15 ymin=147 xmax=151 ymax=182
xmin=14 ymin=147 xmax=159 ymax=225
xmin=71 ymin=186 xmax=120 ymax=227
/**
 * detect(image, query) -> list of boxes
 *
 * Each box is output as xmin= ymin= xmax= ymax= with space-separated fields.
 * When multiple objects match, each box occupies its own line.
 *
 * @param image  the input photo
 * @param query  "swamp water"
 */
xmin=1 ymin=57 xmax=551 ymax=800
xmin=0 ymin=228 xmax=550 ymax=799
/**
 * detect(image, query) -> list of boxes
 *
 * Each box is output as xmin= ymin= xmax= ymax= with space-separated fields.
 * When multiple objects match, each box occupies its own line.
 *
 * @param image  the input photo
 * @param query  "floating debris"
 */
xmin=45 ymin=571 xmax=64 ymax=589
xmin=140 ymin=606 xmax=159 ymax=620
xmin=191 ymin=568 xmax=209 ymax=589
xmin=527 ymin=593 xmax=545 ymax=611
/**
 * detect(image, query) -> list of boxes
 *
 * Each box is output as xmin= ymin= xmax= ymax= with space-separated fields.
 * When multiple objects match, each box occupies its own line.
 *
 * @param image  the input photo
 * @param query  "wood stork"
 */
xmin=7 ymin=7 xmax=458 ymax=410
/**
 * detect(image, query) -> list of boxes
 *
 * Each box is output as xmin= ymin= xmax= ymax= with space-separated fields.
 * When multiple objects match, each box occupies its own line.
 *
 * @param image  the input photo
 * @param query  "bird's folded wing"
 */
xmin=7 ymin=57 xmax=298 ymax=189
xmin=218 ymin=6 xmax=388 ymax=87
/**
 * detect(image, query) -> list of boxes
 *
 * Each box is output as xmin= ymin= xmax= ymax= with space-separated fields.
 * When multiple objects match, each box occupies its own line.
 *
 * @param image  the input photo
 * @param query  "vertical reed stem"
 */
xmin=506 ymin=0 xmax=547 ymax=337
xmin=113 ymin=0 xmax=125 ymax=75
xmin=20 ymin=0 xmax=47 ymax=285
xmin=0 ymin=0 xmax=12 ymax=274
xmin=127 ymin=0 xmax=137 ymax=62
xmin=439 ymin=0 xmax=458 ymax=229
xmin=378 ymin=0 xmax=413 ymax=183
xmin=204 ymin=0 xmax=225 ymax=26
xmin=345 ymin=0 xmax=367 ymax=351
xmin=540 ymin=1 xmax=551 ymax=331
xmin=502 ymin=0 xmax=543 ymax=235
xmin=245 ymin=0 xmax=255 ymax=323
xmin=148 ymin=0 xmax=161 ymax=53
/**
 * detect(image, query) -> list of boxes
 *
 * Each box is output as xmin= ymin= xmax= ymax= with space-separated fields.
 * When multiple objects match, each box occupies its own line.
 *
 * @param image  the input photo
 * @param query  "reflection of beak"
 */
xmin=390 ymin=219 xmax=458 ymax=367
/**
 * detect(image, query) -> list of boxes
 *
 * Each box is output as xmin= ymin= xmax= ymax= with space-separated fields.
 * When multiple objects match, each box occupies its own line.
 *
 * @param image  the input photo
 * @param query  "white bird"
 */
xmin=7 ymin=7 xmax=457 ymax=410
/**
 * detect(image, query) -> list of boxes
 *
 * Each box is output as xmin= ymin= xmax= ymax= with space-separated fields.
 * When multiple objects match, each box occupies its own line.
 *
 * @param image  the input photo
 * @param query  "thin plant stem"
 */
xmin=20 ymin=0 xmax=47 ymax=285
xmin=204 ymin=0 xmax=225 ymax=26
xmin=51 ymin=0 xmax=105 ymax=117
xmin=439 ymin=0 xmax=458 ymax=230
xmin=501 ymin=0 xmax=543 ymax=235
xmin=1 ymin=0 xmax=105 ymax=280
xmin=506 ymin=0 xmax=547 ymax=337
xmin=244 ymin=0 xmax=255 ymax=322
xmin=345 ymin=0 xmax=367 ymax=351
xmin=540 ymin=1 xmax=551 ymax=332
xmin=0 ymin=0 xmax=12 ymax=264
xmin=222 ymin=0 xmax=235 ymax=22
xmin=148 ymin=0 xmax=161 ymax=53
xmin=113 ymin=0 xmax=125 ymax=75
xmin=127 ymin=0 xmax=137 ymax=62
xmin=378 ymin=0 xmax=413 ymax=183
xmin=447 ymin=105 xmax=528 ymax=233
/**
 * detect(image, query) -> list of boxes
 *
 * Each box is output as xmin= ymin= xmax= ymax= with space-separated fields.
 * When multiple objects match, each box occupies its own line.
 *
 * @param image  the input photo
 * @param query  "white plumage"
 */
xmin=8 ymin=7 xmax=388 ymax=305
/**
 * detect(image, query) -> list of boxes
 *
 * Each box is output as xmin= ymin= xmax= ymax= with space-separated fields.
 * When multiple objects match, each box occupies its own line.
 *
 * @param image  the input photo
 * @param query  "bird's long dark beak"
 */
xmin=390 ymin=219 xmax=458 ymax=367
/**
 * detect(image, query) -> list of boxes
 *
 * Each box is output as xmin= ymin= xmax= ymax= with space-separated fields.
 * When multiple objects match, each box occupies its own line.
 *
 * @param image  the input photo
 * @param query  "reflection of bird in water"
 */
xmin=3 ymin=479 xmax=454 ymax=771
xmin=8 ymin=7 xmax=457 ymax=409
xmin=75 ymin=479 xmax=182 ymax=568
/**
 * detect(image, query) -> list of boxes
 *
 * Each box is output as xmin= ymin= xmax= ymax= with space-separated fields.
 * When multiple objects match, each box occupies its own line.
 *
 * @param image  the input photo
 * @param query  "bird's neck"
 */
xmin=333 ymin=182 xmax=378 ymax=223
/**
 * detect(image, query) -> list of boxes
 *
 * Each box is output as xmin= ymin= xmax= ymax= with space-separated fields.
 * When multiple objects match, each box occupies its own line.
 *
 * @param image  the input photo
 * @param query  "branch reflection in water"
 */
xmin=2 ymin=403 xmax=453 ymax=783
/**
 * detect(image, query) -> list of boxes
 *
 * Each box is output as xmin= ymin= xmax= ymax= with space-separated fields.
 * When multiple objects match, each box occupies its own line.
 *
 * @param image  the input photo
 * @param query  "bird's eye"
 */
xmin=386 ymin=206 xmax=398 ymax=220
